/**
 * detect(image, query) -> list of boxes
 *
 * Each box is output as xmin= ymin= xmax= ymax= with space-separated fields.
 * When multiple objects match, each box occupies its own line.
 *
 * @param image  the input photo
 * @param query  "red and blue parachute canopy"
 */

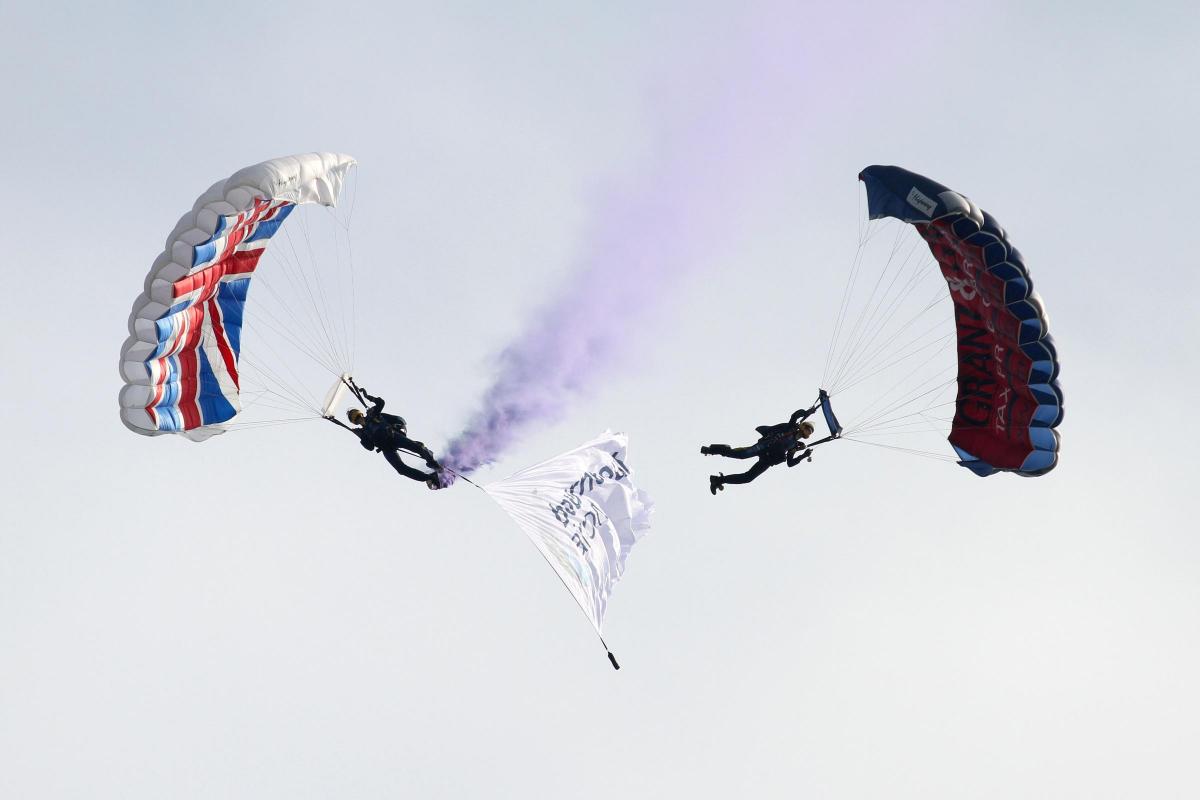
xmin=858 ymin=166 xmax=1063 ymax=476
xmin=119 ymin=153 xmax=356 ymax=440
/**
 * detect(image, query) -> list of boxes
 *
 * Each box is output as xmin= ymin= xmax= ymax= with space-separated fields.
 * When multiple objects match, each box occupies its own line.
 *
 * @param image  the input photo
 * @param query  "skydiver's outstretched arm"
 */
xmin=789 ymin=404 xmax=818 ymax=426
xmin=359 ymin=390 xmax=385 ymax=412
xmin=342 ymin=376 xmax=369 ymax=407
xmin=346 ymin=377 xmax=384 ymax=412
xmin=324 ymin=416 xmax=374 ymax=449
xmin=786 ymin=446 xmax=813 ymax=467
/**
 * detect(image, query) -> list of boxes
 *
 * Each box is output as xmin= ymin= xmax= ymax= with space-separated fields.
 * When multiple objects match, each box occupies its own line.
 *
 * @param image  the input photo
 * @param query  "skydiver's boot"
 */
xmin=709 ymin=474 xmax=725 ymax=495
xmin=702 ymin=444 xmax=731 ymax=456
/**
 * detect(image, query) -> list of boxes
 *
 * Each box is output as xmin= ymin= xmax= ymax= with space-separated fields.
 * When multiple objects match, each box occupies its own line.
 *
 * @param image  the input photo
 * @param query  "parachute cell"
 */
xmin=119 ymin=153 xmax=356 ymax=440
xmin=858 ymin=165 xmax=1063 ymax=476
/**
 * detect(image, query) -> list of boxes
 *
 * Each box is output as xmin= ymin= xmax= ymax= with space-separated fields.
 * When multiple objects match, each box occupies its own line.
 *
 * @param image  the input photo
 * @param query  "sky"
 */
xmin=2 ymin=1 xmax=1199 ymax=797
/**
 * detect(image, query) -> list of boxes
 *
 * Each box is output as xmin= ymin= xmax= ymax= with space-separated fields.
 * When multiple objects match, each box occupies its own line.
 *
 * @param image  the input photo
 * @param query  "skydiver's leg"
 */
xmin=701 ymin=443 xmax=759 ymax=459
xmin=395 ymin=435 xmax=439 ymax=468
xmin=714 ymin=458 xmax=772 ymax=487
xmin=382 ymin=449 xmax=437 ymax=483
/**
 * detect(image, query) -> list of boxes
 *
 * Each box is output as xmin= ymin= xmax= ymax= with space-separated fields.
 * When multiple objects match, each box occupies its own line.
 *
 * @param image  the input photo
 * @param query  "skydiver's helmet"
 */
xmin=347 ymin=408 xmax=365 ymax=426
xmin=796 ymin=421 xmax=815 ymax=439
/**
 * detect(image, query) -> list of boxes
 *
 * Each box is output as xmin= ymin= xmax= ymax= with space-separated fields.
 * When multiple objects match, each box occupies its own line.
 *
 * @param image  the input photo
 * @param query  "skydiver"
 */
xmin=701 ymin=404 xmax=819 ymax=495
xmin=325 ymin=379 xmax=443 ymax=489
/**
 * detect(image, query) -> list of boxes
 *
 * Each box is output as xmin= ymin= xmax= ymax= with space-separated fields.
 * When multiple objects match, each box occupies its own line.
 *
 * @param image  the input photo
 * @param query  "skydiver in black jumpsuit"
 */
xmin=326 ymin=380 xmax=443 ymax=489
xmin=702 ymin=405 xmax=818 ymax=495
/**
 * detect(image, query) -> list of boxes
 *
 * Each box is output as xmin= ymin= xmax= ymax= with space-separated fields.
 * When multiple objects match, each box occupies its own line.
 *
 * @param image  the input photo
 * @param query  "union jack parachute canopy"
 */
xmin=119 ymin=153 xmax=356 ymax=440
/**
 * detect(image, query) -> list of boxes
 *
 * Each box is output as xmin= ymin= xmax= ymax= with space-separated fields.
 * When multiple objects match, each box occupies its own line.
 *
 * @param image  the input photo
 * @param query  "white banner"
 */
xmin=484 ymin=431 xmax=653 ymax=635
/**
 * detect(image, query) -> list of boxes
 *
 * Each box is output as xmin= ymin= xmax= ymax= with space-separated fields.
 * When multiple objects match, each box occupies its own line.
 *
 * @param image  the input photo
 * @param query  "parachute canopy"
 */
xmin=119 ymin=153 xmax=356 ymax=440
xmin=858 ymin=165 xmax=1063 ymax=476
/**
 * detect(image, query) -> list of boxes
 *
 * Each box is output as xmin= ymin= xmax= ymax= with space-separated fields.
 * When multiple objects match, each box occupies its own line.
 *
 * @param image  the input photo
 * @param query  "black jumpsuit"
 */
xmin=705 ymin=407 xmax=815 ymax=488
xmin=357 ymin=394 xmax=438 ymax=483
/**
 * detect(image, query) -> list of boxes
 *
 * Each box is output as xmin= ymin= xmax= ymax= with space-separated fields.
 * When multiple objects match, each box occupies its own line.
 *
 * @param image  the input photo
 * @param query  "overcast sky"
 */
xmin=2 ymin=1 xmax=1198 ymax=798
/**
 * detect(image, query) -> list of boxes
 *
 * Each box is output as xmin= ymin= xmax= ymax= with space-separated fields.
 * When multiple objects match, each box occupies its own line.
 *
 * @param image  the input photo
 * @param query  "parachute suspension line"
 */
xmin=274 ymin=222 xmax=347 ymax=373
xmin=827 ymin=225 xmax=932 ymax=393
xmin=236 ymin=370 xmax=317 ymax=417
xmin=832 ymin=285 xmax=949 ymax=390
xmin=237 ymin=289 xmax=344 ymax=376
xmin=826 ymin=222 xmax=912 ymax=389
xmin=345 ymin=223 xmax=358 ymax=375
xmin=286 ymin=220 xmax=349 ymax=372
xmin=246 ymin=252 xmax=344 ymax=365
xmin=319 ymin=199 xmax=358 ymax=375
xmin=253 ymin=252 xmax=343 ymax=374
xmin=816 ymin=210 xmax=961 ymax=464
xmin=323 ymin=164 xmax=360 ymax=374
xmin=227 ymin=325 xmax=324 ymax=411
xmin=293 ymin=212 xmax=352 ymax=372
xmin=236 ymin=361 xmax=320 ymax=419
xmin=821 ymin=208 xmax=878 ymax=388
xmin=293 ymin=214 xmax=345 ymax=370
xmin=228 ymin=339 xmax=324 ymax=418
xmin=823 ymin=217 xmax=899 ymax=389
xmin=841 ymin=437 xmax=958 ymax=462
xmin=843 ymin=401 xmax=958 ymax=435
xmin=236 ymin=397 xmax=313 ymax=417
xmin=265 ymin=224 xmax=334 ymax=364
xmin=843 ymin=355 xmax=954 ymax=431
xmin=822 ymin=188 xmax=889 ymax=387
xmin=826 ymin=254 xmax=943 ymax=394
xmin=220 ymin=417 xmax=324 ymax=432
xmin=834 ymin=327 xmax=953 ymax=398
xmin=234 ymin=384 xmax=316 ymax=416
xmin=325 ymin=207 xmax=355 ymax=379
xmin=843 ymin=371 xmax=957 ymax=438
xmin=197 ymin=326 xmax=322 ymax=416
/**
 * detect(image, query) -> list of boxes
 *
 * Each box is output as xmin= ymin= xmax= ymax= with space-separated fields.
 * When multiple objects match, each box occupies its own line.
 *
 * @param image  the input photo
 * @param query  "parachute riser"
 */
xmin=807 ymin=432 xmax=840 ymax=449
xmin=802 ymin=388 xmax=843 ymax=450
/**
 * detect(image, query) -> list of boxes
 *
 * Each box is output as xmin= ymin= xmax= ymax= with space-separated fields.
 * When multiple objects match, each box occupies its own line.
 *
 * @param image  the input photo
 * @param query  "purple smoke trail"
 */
xmin=439 ymin=189 xmax=699 ymax=483
xmin=437 ymin=5 xmax=943 ymax=483
xmin=437 ymin=20 xmax=803 ymax=484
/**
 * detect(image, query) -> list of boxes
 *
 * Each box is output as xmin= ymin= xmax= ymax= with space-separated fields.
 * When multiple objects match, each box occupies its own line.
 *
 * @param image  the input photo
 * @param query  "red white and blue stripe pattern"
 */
xmin=120 ymin=153 xmax=356 ymax=439
xmin=142 ymin=198 xmax=294 ymax=432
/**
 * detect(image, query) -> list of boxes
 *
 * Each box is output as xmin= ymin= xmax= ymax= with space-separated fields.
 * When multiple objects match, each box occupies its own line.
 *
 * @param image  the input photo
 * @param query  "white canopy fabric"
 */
xmin=485 ymin=431 xmax=653 ymax=636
